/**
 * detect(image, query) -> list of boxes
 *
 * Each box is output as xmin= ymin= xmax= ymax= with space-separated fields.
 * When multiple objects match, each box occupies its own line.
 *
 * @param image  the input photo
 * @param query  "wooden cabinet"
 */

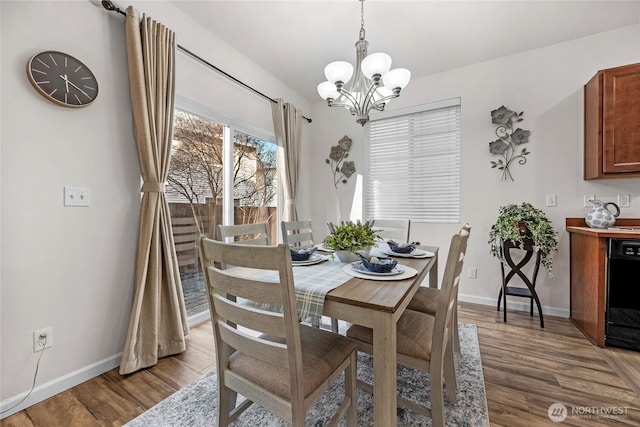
xmin=566 ymin=218 xmax=640 ymax=347
xmin=584 ymin=62 xmax=640 ymax=179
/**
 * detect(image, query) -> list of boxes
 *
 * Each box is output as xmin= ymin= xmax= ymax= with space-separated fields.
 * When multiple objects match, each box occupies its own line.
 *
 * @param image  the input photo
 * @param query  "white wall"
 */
xmin=0 ymin=0 xmax=310 ymax=414
xmin=310 ymin=24 xmax=640 ymax=316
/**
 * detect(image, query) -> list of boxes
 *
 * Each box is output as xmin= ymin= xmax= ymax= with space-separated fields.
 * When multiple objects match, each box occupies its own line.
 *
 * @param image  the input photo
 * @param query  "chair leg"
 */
xmin=444 ymin=342 xmax=458 ymax=404
xmin=430 ymin=367 xmax=446 ymax=427
xmin=331 ymin=318 xmax=339 ymax=333
xmin=345 ymin=352 xmax=358 ymax=426
xmin=311 ymin=317 xmax=320 ymax=328
xmin=452 ymin=309 xmax=461 ymax=355
xmin=217 ymin=381 xmax=231 ymax=426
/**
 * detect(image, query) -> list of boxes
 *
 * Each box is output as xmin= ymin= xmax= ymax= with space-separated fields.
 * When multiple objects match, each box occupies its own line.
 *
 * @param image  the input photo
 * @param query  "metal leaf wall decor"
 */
xmin=326 ymin=135 xmax=356 ymax=188
xmin=489 ymin=106 xmax=531 ymax=181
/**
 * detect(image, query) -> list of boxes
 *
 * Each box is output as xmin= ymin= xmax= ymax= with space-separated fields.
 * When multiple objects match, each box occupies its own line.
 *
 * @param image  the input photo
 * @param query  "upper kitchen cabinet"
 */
xmin=584 ymin=62 xmax=640 ymax=180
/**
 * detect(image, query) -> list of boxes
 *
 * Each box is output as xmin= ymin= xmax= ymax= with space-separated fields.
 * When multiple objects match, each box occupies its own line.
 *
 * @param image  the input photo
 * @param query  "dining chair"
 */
xmin=372 ymin=218 xmax=411 ymax=242
xmin=281 ymin=219 xmax=340 ymax=334
xmin=345 ymin=225 xmax=470 ymax=427
xmin=407 ymin=223 xmax=472 ymax=355
xmin=216 ymin=222 xmax=271 ymax=246
xmin=197 ymin=237 xmax=358 ymax=427
xmin=281 ymin=219 xmax=314 ymax=248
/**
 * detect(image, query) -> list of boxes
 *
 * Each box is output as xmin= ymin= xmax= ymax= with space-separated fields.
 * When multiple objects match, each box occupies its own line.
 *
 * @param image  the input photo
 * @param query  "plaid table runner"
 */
xmin=244 ymin=257 xmax=351 ymax=323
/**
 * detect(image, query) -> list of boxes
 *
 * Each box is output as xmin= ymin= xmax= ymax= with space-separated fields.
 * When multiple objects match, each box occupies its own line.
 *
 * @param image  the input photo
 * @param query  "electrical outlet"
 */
xmin=33 ymin=327 xmax=53 ymax=352
xmin=618 ymin=194 xmax=630 ymax=208
xmin=545 ymin=194 xmax=557 ymax=207
xmin=584 ymin=195 xmax=595 ymax=207
xmin=467 ymin=267 xmax=477 ymax=279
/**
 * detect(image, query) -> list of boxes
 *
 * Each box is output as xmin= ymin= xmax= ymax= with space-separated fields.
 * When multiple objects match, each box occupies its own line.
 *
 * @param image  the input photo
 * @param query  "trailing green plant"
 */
xmin=488 ymin=202 xmax=558 ymax=277
xmin=324 ymin=220 xmax=379 ymax=252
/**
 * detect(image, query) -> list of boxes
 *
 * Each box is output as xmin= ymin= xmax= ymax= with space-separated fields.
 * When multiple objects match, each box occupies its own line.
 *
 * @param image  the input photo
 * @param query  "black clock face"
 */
xmin=26 ymin=51 xmax=98 ymax=107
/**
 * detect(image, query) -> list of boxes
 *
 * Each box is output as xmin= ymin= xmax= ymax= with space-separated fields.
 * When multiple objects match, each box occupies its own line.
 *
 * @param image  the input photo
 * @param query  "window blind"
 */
xmin=365 ymin=101 xmax=461 ymax=223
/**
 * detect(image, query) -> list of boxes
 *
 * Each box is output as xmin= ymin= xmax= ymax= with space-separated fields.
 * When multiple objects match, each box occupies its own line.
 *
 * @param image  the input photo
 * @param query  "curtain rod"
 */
xmin=100 ymin=0 xmax=312 ymax=123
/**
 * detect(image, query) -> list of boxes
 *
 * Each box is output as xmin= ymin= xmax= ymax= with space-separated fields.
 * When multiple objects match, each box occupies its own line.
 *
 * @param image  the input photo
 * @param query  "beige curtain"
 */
xmin=272 ymin=99 xmax=303 ymax=222
xmin=119 ymin=6 xmax=188 ymax=375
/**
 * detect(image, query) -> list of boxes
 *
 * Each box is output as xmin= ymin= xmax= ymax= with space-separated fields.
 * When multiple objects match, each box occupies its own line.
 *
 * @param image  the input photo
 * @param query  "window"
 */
xmin=167 ymin=108 xmax=277 ymax=318
xmin=365 ymin=98 xmax=460 ymax=223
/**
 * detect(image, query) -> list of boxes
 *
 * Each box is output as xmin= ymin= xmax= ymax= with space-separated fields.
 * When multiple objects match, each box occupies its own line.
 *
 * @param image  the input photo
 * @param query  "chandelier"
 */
xmin=317 ymin=0 xmax=411 ymax=126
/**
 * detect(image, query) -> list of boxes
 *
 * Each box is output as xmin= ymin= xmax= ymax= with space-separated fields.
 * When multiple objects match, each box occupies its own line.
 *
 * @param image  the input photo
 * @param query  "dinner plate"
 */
xmin=382 ymin=248 xmax=435 ymax=258
xmin=350 ymin=261 xmax=405 ymax=276
xmin=315 ymin=244 xmax=335 ymax=253
xmin=292 ymin=253 xmax=329 ymax=266
xmin=343 ymin=263 xmax=418 ymax=281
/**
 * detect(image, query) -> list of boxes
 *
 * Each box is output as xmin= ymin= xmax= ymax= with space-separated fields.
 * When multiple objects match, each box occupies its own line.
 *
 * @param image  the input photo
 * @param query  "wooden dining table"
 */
xmin=319 ymin=246 xmax=439 ymax=427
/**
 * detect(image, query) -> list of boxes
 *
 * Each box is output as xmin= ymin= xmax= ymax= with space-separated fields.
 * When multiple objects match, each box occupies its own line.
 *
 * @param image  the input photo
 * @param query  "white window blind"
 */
xmin=365 ymin=100 xmax=461 ymax=223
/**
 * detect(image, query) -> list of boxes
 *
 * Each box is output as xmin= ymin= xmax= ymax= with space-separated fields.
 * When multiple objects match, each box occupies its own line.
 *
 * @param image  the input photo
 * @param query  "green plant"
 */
xmin=324 ymin=220 xmax=379 ymax=252
xmin=488 ymin=202 xmax=558 ymax=276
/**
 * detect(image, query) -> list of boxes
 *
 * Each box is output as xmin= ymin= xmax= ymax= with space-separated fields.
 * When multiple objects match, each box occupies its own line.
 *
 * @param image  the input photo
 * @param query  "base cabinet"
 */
xmin=569 ymin=232 xmax=607 ymax=346
xmin=566 ymin=218 xmax=640 ymax=347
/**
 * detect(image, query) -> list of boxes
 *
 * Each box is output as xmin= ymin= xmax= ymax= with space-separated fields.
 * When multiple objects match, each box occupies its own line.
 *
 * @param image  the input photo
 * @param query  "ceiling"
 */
xmin=170 ymin=1 xmax=640 ymax=102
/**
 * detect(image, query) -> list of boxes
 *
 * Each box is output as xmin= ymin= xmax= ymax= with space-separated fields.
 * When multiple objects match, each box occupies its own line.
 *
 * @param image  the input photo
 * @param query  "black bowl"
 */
xmin=387 ymin=240 xmax=416 ymax=254
xmin=360 ymin=258 xmax=397 ymax=273
xmin=290 ymin=247 xmax=316 ymax=261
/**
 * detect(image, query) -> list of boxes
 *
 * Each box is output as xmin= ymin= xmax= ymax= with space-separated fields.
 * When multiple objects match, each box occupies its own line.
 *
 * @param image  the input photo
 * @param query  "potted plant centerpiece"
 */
xmin=488 ymin=202 xmax=558 ymax=276
xmin=324 ymin=220 xmax=379 ymax=262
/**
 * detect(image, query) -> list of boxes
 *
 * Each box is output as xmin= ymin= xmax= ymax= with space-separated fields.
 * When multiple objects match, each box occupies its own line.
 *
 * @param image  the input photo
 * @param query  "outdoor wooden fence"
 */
xmin=169 ymin=202 xmax=276 ymax=273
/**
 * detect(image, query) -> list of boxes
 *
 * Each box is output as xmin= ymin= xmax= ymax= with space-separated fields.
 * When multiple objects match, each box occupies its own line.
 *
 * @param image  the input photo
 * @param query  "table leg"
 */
xmin=429 ymin=253 xmax=439 ymax=288
xmin=373 ymin=313 xmax=397 ymax=427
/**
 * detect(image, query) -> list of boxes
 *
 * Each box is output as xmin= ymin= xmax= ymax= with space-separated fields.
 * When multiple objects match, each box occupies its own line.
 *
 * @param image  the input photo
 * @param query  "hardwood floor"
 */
xmin=2 ymin=302 xmax=639 ymax=426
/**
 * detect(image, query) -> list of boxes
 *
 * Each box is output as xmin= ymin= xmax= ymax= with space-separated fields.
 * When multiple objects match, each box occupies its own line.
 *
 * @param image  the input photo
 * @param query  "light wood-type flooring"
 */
xmin=2 ymin=302 xmax=639 ymax=426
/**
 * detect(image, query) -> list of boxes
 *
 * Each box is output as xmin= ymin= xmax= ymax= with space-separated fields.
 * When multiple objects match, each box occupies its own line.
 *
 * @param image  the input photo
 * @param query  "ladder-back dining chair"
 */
xmin=372 ymin=219 xmax=411 ymax=242
xmin=346 ymin=224 xmax=470 ymax=427
xmin=198 ymin=237 xmax=358 ymax=426
xmin=281 ymin=219 xmax=340 ymax=334
xmin=216 ymin=222 xmax=271 ymax=246
xmin=281 ymin=220 xmax=314 ymax=248
xmin=407 ymin=223 xmax=472 ymax=355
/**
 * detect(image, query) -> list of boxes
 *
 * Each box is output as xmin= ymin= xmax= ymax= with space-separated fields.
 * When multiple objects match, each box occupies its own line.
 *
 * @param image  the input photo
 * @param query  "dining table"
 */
xmin=314 ymin=244 xmax=439 ymax=427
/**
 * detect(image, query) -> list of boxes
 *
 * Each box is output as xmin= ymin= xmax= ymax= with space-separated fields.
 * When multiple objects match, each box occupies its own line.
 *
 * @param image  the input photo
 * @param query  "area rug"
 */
xmin=126 ymin=323 xmax=489 ymax=426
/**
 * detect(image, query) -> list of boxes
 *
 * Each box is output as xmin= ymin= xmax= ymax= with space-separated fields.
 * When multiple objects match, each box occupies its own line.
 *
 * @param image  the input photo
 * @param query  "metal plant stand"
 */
xmin=496 ymin=239 xmax=544 ymax=328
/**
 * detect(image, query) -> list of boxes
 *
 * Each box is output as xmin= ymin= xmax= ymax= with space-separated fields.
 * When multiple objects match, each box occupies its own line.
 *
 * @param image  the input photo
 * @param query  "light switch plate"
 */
xmin=64 ymin=186 xmax=91 ymax=207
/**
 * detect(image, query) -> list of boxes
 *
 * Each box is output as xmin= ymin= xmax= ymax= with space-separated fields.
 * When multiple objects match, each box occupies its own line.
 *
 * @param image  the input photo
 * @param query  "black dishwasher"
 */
xmin=606 ymin=239 xmax=640 ymax=351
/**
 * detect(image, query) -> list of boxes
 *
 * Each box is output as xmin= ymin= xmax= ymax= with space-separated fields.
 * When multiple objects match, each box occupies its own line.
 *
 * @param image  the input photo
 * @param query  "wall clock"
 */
xmin=26 ymin=50 xmax=99 ymax=107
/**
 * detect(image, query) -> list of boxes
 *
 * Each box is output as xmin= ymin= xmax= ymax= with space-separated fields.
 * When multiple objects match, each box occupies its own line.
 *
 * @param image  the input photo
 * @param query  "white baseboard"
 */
xmin=459 ymin=293 xmax=570 ymax=318
xmin=0 ymin=353 xmax=122 ymax=419
xmin=188 ymin=309 xmax=210 ymax=326
xmin=1 ymin=312 xmax=211 ymax=419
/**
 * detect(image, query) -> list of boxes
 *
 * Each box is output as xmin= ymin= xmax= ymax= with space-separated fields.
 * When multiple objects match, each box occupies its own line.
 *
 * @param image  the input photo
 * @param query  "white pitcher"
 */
xmin=585 ymin=199 xmax=620 ymax=229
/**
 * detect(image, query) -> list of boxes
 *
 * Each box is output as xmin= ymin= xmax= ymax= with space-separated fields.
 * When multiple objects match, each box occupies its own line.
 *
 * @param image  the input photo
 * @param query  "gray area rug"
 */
xmin=126 ymin=323 xmax=488 ymax=426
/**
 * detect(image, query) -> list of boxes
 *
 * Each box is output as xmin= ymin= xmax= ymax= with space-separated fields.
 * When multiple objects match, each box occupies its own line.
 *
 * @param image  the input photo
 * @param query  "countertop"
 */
xmin=566 ymin=217 xmax=640 ymax=238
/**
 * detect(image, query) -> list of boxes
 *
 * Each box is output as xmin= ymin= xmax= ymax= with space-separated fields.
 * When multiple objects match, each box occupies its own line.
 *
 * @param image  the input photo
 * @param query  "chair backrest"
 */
xmin=281 ymin=220 xmax=314 ymax=248
xmin=216 ymin=222 xmax=271 ymax=246
xmin=197 ymin=237 xmax=305 ymax=399
xmin=432 ymin=224 xmax=471 ymax=359
xmin=372 ymin=219 xmax=411 ymax=242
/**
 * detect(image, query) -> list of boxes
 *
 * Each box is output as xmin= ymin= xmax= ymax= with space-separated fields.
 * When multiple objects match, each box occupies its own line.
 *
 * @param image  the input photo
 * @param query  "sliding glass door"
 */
xmin=167 ymin=108 xmax=277 ymax=318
